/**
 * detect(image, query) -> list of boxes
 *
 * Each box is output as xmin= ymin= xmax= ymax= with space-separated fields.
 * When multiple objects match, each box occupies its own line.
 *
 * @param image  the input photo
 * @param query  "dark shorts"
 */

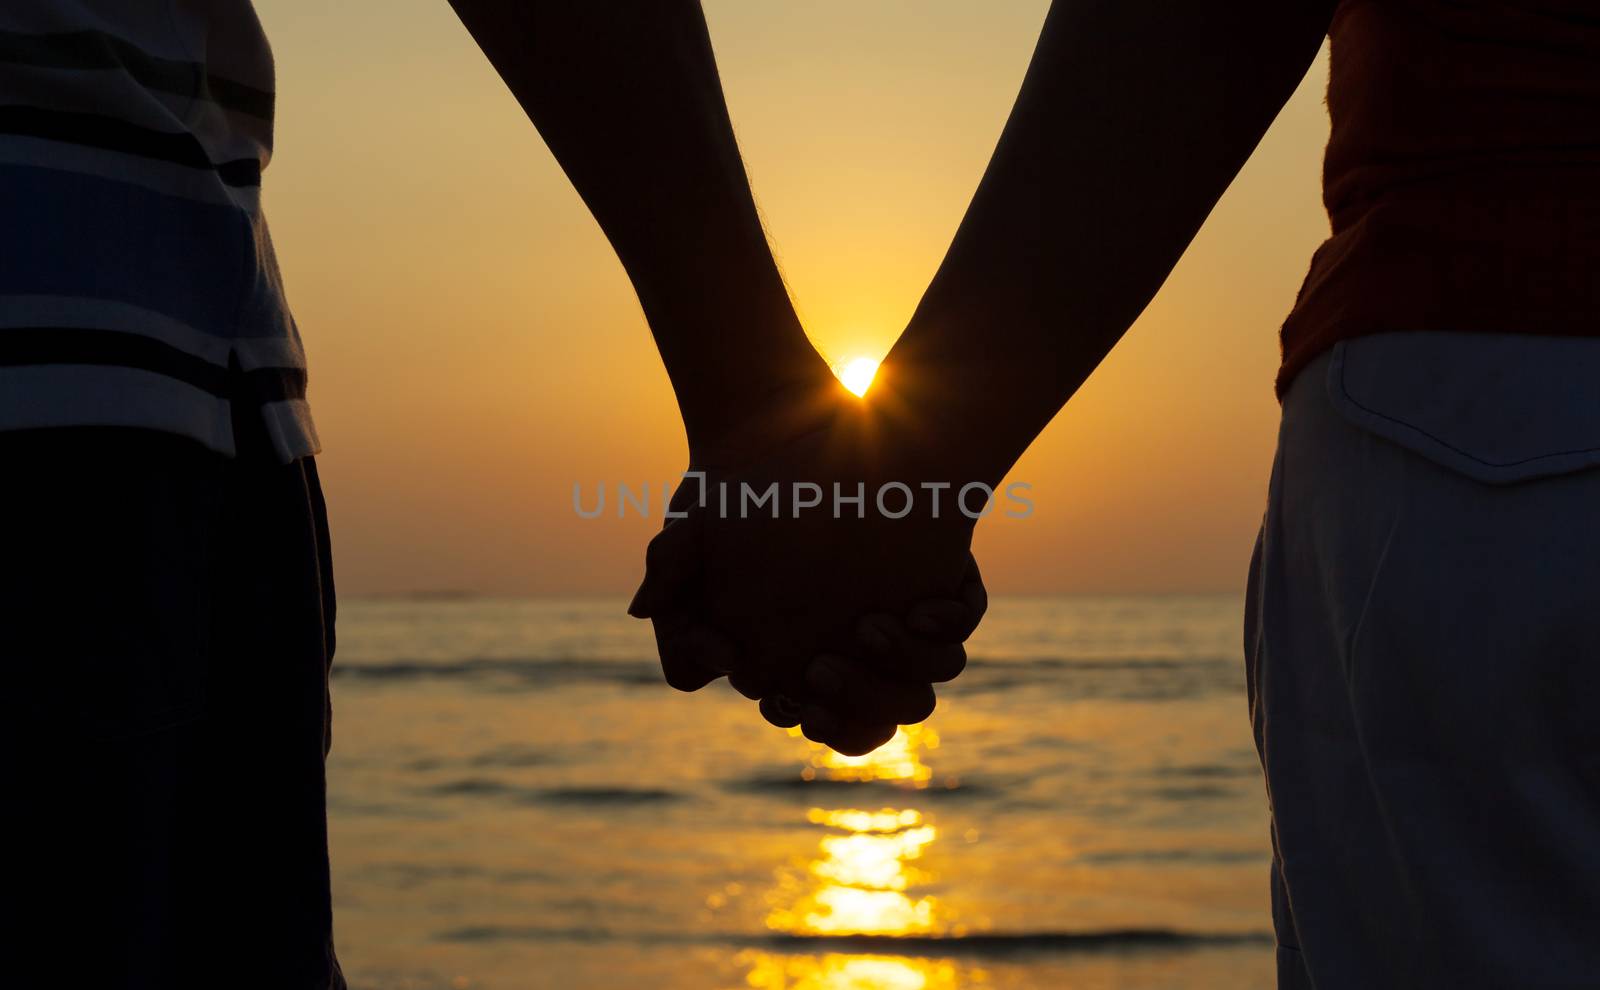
xmin=0 ymin=422 xmax=344 ymax=989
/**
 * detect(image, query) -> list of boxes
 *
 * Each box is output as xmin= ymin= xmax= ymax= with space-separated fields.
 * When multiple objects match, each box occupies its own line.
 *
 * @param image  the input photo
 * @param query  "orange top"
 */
xmin=1278 ymin=0 xmax=1600 ymax=397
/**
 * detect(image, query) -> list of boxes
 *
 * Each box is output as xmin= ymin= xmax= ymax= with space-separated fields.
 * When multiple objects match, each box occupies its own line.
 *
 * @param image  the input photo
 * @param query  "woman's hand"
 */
xmin=629 ymin=378 xmax=990 ymax=754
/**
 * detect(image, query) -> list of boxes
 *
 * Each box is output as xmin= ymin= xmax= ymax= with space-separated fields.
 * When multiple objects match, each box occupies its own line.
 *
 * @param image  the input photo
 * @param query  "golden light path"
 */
xmin=741 ymin=726 xmax=985 ymax=990
xmin=742 ymin=954 xmax=962 ymax=990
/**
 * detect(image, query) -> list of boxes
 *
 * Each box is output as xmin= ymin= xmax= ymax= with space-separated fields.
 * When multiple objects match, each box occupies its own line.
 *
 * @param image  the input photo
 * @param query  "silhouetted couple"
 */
xmin=4 ymin=1 xmax=1598 ymax=987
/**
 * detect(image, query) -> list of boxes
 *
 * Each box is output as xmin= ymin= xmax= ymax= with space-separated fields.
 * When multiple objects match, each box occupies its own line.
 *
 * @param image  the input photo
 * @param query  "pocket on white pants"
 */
xmin=1325 ymin=332 xmax=1600 ymax=485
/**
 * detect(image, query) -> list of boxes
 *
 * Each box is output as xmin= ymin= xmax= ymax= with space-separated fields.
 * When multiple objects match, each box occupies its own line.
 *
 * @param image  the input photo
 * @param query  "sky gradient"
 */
xmin=258 ymin=1 xmax=1333 ymax=596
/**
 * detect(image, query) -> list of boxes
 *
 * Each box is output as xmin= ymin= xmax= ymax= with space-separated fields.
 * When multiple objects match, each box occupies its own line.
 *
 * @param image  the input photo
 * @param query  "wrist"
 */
xmin=639 ymin=260 xmax=837 ymax=469
xmin=867 ymin=352 xmax=1021 ymax=493
xmin=682 ymin=352 xmax=842 ymax=471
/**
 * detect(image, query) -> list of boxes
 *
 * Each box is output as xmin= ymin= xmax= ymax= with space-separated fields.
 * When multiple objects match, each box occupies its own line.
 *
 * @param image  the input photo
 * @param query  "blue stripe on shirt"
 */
xmin=1 ymin=162 xmax=249 ymax=334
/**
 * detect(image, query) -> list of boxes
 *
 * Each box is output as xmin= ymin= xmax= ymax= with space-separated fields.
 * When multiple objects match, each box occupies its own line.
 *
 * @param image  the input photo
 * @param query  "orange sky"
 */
xmin=258 ymin=1 xmax=1332 ymax=596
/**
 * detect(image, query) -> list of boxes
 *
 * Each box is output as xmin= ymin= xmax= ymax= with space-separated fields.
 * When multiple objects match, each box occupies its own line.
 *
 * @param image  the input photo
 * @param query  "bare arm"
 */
xmin=876 ymin=0 xmax=1335 ymax=485
xmin=450 ymin=0 xmax=980 ymax=752
xmin=447 ymin=0 xmax=837 ymax=464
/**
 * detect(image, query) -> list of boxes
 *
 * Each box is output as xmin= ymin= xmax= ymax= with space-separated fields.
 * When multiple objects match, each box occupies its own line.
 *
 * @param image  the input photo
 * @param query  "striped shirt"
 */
xmin=0 ymin=0 xmax=317 ymax=462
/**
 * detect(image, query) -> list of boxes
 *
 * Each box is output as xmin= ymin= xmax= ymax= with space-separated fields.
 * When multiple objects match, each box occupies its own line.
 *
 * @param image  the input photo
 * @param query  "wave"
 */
xmin=754 ymin=929 xmax=1274 ymax=955
xmin=348 ymin=861 xmax=557 ymax=888
xmin=537 ymin=786 xmax=685 ymax=805
xmin=724 ymin=772 xmax=989 ymax=800
xmin=1136 ymin=784 xmax=1244 ymax=802
xmin=433 ymin=925 xmax=1273 ymax=955
xmin=422 ymin=778 xmax=688 ymax=806
xmin=332 ymin=657 xmax=663 ymax=689
xmin=1149 ymin=763 xmax=1260 ymax=779
xmin=331 ymin=654 xmax=1242 ymax=701
xmin=953 ymin=657 xmax=1241 ymax=702
xmin=408 ymin=744 xmax=560 ymax=772
xmin=1073 ymin=848 xmax=1267 ymax=866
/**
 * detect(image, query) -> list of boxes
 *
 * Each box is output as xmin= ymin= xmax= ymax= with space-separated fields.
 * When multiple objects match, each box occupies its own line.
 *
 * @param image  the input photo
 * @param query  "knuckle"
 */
xmin=660 ymin=664 xmax=711 ymax=692
xmin=927 ymin=644 xmax=967 ymax=682
xmin=728 ymin=668 xmax=770 ymax=701
xmin=902 ymin=687 xmax=937 ymax=725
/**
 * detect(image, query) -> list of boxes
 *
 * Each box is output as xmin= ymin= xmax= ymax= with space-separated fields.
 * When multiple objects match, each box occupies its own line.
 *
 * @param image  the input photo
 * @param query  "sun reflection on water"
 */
xmin=802 ymin=725 xmax=942 ymax=786
xmin=740 ymin=952 xmax=968 ymax=990
xmin=746 ymin=724 xmax=984 ymax=988
xmin=811 ymin=823 xmax=936 ymax=894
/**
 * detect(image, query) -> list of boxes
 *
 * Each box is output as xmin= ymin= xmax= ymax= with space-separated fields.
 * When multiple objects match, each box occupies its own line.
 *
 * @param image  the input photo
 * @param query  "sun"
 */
xmin=836 ymin=356 xmax=880 ymax=397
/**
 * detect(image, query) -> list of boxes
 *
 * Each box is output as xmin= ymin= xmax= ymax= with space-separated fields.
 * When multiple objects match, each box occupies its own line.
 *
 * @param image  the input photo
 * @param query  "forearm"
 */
xmin=449 ymin=0 xmax=832 ymax=457
xmin=875 ymin=0 xmax=1333 ymax=486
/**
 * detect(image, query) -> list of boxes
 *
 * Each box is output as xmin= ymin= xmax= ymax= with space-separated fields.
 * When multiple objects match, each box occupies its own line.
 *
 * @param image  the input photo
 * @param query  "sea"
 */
xmin=327 ymin=594 xmax=1277 ymax=990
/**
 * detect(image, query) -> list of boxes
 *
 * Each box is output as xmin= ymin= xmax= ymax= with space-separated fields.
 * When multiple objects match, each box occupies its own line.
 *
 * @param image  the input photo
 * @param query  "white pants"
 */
xmin=1247 ymin=333 xmax=1600 ymax=989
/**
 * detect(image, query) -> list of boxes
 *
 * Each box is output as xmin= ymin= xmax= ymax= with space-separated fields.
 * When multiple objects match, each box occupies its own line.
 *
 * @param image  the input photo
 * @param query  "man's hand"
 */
xmin=629 ymin=380 xmax=991 ymax=754
xmin=634 ymin=525 xmax=986 ymax=755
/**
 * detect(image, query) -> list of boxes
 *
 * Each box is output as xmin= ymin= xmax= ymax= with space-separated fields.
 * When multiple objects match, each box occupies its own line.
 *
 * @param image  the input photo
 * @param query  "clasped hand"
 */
xmin=629 ymin=375 xmax=988 ymax=755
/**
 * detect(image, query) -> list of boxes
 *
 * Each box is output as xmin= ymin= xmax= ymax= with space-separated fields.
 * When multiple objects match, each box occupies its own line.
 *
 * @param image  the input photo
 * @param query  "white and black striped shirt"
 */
xmin=0 ymin=0 xmax=317 ymax=461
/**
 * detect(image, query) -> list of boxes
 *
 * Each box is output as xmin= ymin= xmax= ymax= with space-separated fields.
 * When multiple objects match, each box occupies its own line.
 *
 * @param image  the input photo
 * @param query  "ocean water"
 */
xmin=327 ymin=595 xmax=1275 ymax=990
